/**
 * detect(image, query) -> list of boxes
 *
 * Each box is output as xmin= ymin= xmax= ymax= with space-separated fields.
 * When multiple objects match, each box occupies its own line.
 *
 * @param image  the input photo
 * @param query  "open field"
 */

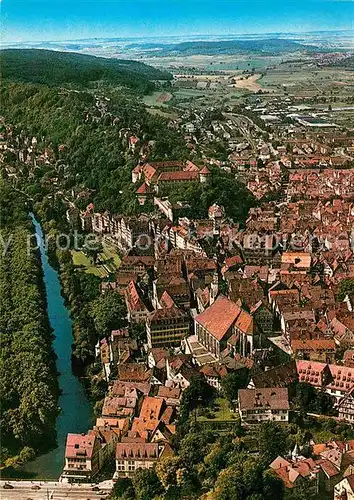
xmin=259 ymin=68 xmax=354 ymax=96
xmin=142 ymin=91 xmax=173 ymax=107
xmin=197 ymin=398 xmax=238 ymax=422
xmin=142 ymin=53 xmax=290 ymax=72
xmin=229 ymin=73 xmax=263 ymax=92
xmin=71 ymin=244 xmax=120 ymax=278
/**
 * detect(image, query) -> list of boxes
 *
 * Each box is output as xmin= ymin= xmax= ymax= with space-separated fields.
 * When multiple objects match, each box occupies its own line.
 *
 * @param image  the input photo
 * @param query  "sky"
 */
xmin=1 ymin=0 xmax=354 ymax=43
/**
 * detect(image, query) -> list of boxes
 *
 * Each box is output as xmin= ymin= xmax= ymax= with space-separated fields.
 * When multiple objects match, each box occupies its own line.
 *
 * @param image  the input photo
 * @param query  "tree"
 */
xmin=90 ymin=289 xmax=128 ymax=337
xmin=295 ymin=382 xmax=336 ymax=416
xmin=295 ymin=382 xmax=317 ymax=414
xmin=209 ymin=464 xmax=245 ymax=500
xmin=19 ymin=446 xmax=36 ymax=464
xmin=284 ymin=476 xmax=317 ymax=500
xmin=110 ymin=477 xmax=134 ymax=499
xmin=179 ymin=428 xmax=214 ymax=466
xmin=337 ymin=278 xmax=354 ymax=301
xmin=262 ymin=469 xmax=284 ymax=500
xmin=131 ymin=468 xmax=162 ymax=500
xmin=155 ymin=456 xmax=185 ymax=489
xmin=180 ymin=374 xmax=216 ymax=420
xmin=220 ymin=369 xmax=250 ymax=403
xmin=258 ymin=422 xmax=288 ymax=465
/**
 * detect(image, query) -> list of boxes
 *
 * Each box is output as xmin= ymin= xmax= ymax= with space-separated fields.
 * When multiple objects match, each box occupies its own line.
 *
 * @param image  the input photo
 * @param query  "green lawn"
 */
xmin=198 ymin=397 xmax=239 ymax=422
xmin=71 ymin=244 xmax=121 ymax=278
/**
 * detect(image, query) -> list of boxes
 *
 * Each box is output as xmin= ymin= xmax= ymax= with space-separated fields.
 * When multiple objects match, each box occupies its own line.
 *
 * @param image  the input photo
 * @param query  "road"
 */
xmin=0 ymin=481 xmax=112 ymax=500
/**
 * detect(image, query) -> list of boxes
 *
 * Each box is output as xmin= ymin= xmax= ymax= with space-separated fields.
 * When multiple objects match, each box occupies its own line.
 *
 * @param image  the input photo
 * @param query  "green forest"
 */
xmin=1 ymin=49 xmax=171 ymax=92
xmin=0 ymin=180 xmax=59 ymax=469
xmin=1 ymin=78 xmax=255 ymax=219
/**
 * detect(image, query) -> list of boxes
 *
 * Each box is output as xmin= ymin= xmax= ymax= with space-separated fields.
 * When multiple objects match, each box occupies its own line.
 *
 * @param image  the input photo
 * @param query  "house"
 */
xmin=334 ymin=474 xmax=354 ymax=500
xmin=238 ymin=388 xmax=290 ymax=424
xmin=125 ymin=281 xmax=149 ymax=323
xmin=156 ymin=386 xmax=182 ymax=406
xmin=291 ymin=339 xmax=336 ymax=363
xmin=146 ymin=306 xmax=190 ymax=349
xmin=166 ymin=354 xmax=199 ymax=389
xmin=296 ymin=360 xmax=354 ymax=405
xmin=200 ymin=363 xmax=229 ymax=391
xmin=249 ymin=361 xmax=298 ymax=389
xmin=61 ymin=432 xmax=101 ymax=482
xmin=101 ymin=396 xmax=137 ymax=419
xmin=250 ymin=300 xmax=274 ymax=336
xmin=118 ymin=363 xmax=153 ymax=384
xmin=281 ymin=252 xmax=312 ymax=273
xmin=114 ymin=441 xmax=172 ymax=479
xmin=338 ymin=388 xmax=354 ymax=422
xmin=270 ymin=455 xmax=321 ymax=492
xmin=147 ymin=348 xmax=169 ymax=370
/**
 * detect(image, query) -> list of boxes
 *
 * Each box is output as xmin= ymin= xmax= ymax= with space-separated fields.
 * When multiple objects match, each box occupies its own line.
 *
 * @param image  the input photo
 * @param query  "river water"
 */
xmin=20 ymin=215 xmax=93 ymax=479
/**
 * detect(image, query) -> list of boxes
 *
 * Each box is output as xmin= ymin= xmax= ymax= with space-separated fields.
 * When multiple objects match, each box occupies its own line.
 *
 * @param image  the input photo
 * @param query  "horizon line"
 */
xmin=2 ymin=27 xmax=354 ymax=45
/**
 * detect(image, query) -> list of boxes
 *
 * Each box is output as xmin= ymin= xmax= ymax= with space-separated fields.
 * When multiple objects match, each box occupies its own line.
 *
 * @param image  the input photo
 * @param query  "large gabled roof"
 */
xmin=195 ymin=295 xmax=241 ymax=341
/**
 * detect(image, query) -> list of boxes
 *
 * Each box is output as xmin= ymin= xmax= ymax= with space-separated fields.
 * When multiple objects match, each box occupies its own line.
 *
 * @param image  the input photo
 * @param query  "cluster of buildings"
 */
xmin=271 ymin=439 xmax=354 ymax=496
xmin=62 ymin=153 xmax=354 ymax=496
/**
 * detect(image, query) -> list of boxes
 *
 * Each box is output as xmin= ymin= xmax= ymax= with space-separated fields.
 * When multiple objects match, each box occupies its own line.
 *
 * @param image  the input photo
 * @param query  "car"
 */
xmin=92 ymin=486 xmax=100 ymax=491
xmin=3 ymin=483 xmax=14 ymax=489
xmin=31 ymin=485 xmax=41 ymax=490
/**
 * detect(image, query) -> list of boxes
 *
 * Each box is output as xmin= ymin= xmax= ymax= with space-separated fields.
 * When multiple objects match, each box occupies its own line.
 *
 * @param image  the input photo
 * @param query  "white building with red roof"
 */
xmin=61 ymin=431 xmax=101 ymax=482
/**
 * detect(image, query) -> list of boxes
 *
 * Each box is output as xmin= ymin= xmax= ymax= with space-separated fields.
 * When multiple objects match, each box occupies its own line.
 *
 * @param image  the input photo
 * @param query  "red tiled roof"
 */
xmin=116 ymin=442 xmax=159 ymax=460
xmin=136 ymin=182 xmax=154 ymax=195
xmin=291 ymin=339 xmax=336 ymax=352
xmin=148 ymin=306 xmax=187 ymax=322
xmin=157 ymin=386 xmax=181 ymax=400
xmin=296 ymin=360 xmax=327 ymax=386
xmin=65 ymin=433 xmax=95 ymax=459
xmin=158 ymin=171 xmax=199 ymax=182
xmin=139 ymin=396 xmax=164 ymax=421
xmin=195 ymin=295 xmax=241 ymax=341
xmin=118 ymin=363 xmax=153 ymax=383
xmin=238 ymin=388 xmax=289 ymax=411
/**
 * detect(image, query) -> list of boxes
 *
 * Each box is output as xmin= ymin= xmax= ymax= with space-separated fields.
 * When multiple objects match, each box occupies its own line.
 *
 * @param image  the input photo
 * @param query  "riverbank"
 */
xmin=0 ymin=182 xmax=61 ymax=478
xmin=4 ymin=214 xmax=93 ymax=480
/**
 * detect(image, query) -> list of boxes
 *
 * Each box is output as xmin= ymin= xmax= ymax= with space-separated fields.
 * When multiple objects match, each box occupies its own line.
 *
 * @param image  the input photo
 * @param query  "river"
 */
xmin=20 ymin=214 xmax=93 ymax=479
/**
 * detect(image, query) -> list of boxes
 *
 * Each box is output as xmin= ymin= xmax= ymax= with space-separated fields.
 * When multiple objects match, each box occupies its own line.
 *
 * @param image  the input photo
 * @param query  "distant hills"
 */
xmin=0 ymin=49 xmax=172 ymax=91
xmin=128 ymin=38 xmax=318 ymax=56
xmin=328 ymin=55 xmax=354 ymax=68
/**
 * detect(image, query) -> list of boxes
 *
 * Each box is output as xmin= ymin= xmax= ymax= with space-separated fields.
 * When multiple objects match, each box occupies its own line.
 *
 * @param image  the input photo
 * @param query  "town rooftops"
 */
xmin=116 ymin=442 xmax=160 ymax=460
xmin=238 ymin=388 xmax=289 ymax=411
xmin=139 ymin=396 xmax=164 ymax=421
xmin=117 ymin=363 xmax=153 ymax=383
xmin=281 ymin=252 xmax=312 ymax=269
xmin=296 ymin=360 xmax=328 ymax=386
xmin=195 ymin=295 xmax=241 ymax=341
xmin=111 ymin=380 xmax=151 ymax=397
xmin=291 ymin=339 xmax=336 ymax=352
xmin=148 ymin=306 xmax=187 ymax=322
xmin=251 ymin=361 xmax=298 ymax=389
xmin=157 ymin=386 xmax=181 ymax=400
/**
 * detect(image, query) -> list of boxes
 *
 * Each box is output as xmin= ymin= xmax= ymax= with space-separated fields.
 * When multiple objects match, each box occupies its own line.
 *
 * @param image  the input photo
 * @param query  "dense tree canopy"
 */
xmin=0 ymin=180 xmax=59 ymax=468
xmin=1 ymin=49 xmax=171 ymax=92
